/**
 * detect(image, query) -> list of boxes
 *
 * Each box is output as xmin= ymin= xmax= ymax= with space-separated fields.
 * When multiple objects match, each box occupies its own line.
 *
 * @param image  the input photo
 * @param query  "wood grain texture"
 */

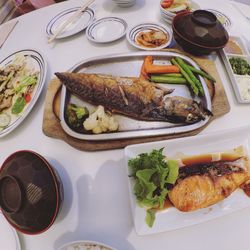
xmin=42 ymin=51 xmax=230 ymax=151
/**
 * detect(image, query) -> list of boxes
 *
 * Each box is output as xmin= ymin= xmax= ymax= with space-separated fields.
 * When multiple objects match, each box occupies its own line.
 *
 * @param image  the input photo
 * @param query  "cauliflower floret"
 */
xmin=83 ymin=105 xmax=119 ymax=134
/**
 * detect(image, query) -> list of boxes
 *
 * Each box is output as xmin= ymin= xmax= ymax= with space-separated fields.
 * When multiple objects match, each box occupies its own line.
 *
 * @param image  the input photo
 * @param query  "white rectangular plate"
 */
xmin=124 ymin=126 xmax=250 ymax=235
xmin=220 ymin=36 xmax=250 ymax=103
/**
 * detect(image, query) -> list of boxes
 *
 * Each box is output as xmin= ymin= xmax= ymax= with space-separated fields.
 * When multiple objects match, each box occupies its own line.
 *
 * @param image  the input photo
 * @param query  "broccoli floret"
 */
xmin=65 ymin=103 xmax=89 ymax=129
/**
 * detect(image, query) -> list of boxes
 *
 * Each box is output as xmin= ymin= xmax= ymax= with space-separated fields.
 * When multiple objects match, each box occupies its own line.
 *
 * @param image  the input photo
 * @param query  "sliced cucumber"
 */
xmin=0 ymin=113 xmax=11 ymax=128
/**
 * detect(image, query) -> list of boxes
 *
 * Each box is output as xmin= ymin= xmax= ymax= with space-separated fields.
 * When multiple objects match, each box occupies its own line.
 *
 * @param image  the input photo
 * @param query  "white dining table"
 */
xmin=1 ymin=0 xmax=250 ymax=249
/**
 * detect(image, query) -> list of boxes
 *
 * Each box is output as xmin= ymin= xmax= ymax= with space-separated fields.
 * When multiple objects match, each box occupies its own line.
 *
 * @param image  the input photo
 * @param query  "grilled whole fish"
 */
xmin=55 ymin=72 xmax=211 ymax=124
xmin=168 ymin=160 xmax=249 ymax=212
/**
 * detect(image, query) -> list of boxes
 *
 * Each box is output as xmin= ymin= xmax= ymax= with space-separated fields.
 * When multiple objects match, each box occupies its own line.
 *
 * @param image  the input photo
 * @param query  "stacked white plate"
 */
xmin=112 ymin=0 xmax=136 ymax=8
xmin=160 ymin=0 xmax=200 ymax=24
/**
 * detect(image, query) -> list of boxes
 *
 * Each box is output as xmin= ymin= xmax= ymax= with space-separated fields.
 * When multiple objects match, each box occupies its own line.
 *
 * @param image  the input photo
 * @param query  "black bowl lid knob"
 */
xmin=0 ymin=175 xmax=23 ymax=214
xmin=191 ymin=10 xmax=217 ymax=27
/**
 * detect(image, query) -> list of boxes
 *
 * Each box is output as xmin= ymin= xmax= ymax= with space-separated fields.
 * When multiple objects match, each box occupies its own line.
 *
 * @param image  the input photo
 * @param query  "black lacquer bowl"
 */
xmin=172 ymin=10 xmax=229 ymax=55
xmin=0 ymin=150 xmax=63 ymax=234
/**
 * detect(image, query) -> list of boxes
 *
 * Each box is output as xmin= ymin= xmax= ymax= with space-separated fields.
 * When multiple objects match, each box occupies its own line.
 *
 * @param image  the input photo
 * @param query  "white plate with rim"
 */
xmin=46 ymin=7 xmax=95 ymax=39
xmin=57 ymin=240 xmax=116 ymax=250
xmin=0 ymin=213 xmax=21 ymax=250
xmin=125 ymin=125 xmax=250 ymax=235
xmin=0 ymin=49 xmax=47 ymax=137
xmin=86 ymin=17 xmax=127 ymax=43
xmin=126 ymin=22 xmax=172 ymax=51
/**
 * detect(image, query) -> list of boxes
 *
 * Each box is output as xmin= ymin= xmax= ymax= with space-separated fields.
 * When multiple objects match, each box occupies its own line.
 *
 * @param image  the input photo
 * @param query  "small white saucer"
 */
xmin=86 ymin=17 xmax=127 ymax=43
xmin=46 ymin=7 xmax=95 ymax=39
xmin=126 ymin=22 xmax=172 ymax=50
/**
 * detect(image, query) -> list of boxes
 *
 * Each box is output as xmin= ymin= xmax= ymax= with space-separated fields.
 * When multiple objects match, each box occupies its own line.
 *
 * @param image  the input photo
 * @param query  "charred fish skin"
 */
xmin=55 ymin=72 xmax=211 ymax=124
xmin=168 ymin=161 xmax=248 ymax=212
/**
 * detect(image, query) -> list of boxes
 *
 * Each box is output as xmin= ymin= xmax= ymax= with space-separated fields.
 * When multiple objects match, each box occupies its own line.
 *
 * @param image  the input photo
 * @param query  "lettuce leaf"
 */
xmin=128 ymin=148 xmax=179 ymax=227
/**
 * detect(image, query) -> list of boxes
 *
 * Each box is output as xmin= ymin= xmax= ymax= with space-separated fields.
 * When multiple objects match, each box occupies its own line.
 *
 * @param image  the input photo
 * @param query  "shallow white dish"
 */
xmin=46 ymin=7 xmax=95 ymax=39
xmin=125 ymin=126 xmax=250 ymax=235
xmin=126 ymin=22 xmax=172 ymax=51
xmin=86 ymin=17 xmax=127 ymax=43
xmin=0 ymin=213 xmax=21 ymax=250
xmin=220 ymin=36 xmax=250 ymax=103
xmin=58 ymin=240 xmax=116 ymax=250
xmin=0 ymin=49 xmax=47 ymax=137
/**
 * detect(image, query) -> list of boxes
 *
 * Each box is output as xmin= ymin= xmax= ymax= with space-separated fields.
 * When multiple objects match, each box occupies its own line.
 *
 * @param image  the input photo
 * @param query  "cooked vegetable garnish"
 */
xmin=175 ymin=57 xmax=204 ymax=96
xmin=229 ymin=57 xmax=250 ymax=75
xmin=171 ymin=58 xmax=199 ymax=96
xmin=12 ymin=96 xmax=26 ymax=114
xmin=128 ymin=148 xmax=179 ymax=227
xmin=144 ymin=56 xmax=180 ymax=74
xmin=151 ymin=75 xmax=187 ymax=84
xmin=66 ymin=103 xmax=89 ymax=129
xmin=187 ymin=65 xmax=216 ymax=83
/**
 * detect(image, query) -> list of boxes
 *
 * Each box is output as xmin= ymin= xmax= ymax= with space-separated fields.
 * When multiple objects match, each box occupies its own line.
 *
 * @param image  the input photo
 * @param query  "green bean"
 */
xmin=151 ymin=75 xmax=187 ymax=84
xmin=187 ymin=65 xmax=216 ymax=82
xmin=152 ymin=73 xmax=183 ymax=78
xmin=175 ymin=57 xmax=204 ymax=96
xmin=171 ymin=58 xmax=199 ymax=96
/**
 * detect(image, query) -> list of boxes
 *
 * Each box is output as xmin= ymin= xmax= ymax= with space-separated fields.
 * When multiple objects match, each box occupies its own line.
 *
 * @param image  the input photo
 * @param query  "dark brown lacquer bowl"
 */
xmin=0 ymin=150 xmax=63 ymax=235
xmin=172 ymin=10 xmax=229 ymax=55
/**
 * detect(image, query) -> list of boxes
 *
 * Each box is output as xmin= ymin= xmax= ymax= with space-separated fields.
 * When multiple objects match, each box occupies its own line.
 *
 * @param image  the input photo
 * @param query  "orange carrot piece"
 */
xmin=139 ymin=60 xmax=149 ymax=80
xmin=143 ymin=56 xmax=180 ymax=74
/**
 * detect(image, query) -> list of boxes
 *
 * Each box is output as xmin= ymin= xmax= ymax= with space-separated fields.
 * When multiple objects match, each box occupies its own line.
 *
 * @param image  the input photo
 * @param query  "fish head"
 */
xmin=164 ymin=96 xmax=212 ymax=124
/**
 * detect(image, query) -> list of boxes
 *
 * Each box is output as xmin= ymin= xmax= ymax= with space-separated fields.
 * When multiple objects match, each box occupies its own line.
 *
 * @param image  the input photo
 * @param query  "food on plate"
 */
xmin=128 ymin=148 xmax=179 ymax=227
xmin=83 ymin=105 xmax=119 ymax=134
xmin=168 ymin=160 xmax=248 ymax=212
xmin=65 ymin=103 xmax=89 ymax=131
xmin=60 ymin=242 xmax=113 ymax=250
xmin=0 ymin=55 xmax=39 ymax=129
xmin=142 ymin=56 xmax=215 ymax=97
xmin=128 ymin=146 xmax=250 ymax=227
xmin=235 ymin=76 xmax=250 ymax=101
xmin=136 ymin=29 xmax=168 ymax=48
xmin=56 ymin=72 xmax=211 ymax=124
xmin=229 ymin=57 xmax=250 ymax=75
xmin=143 ymin=56 xmax=180 ymax=74
xmin=161 ymin=0 xmax=191 ymax=14
xmin=224 ymin=39 xmax=243 ymax=55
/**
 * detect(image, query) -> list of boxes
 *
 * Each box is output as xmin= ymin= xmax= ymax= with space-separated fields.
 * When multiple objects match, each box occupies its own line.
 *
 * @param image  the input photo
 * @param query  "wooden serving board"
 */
xmin=42 ymin=51 xmax=230 ymax=151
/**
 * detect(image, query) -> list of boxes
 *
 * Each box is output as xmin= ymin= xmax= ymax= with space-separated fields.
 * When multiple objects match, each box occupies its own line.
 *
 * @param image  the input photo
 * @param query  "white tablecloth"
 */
xmin=1 ymin=0 xmax=250 ymax=249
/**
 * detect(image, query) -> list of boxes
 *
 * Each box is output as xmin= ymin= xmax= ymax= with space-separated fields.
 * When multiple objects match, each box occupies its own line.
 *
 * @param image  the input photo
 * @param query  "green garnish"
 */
xmin=229 ymin=57 xmax=250 ymax=75
xmin=128 ymin=148 xmax=179 ymax=227
xmin=12 ymin=96 xmax=26 ymax=114
xmin=14 ymin=75 xmax=38 ymax=93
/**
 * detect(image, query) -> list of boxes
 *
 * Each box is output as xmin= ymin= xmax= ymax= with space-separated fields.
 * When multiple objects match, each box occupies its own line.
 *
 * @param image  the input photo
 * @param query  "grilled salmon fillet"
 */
xmin=168 ymin=161 xmax=249 ymax=212
xmin=55 ymin=72 xmax=211 ymax=124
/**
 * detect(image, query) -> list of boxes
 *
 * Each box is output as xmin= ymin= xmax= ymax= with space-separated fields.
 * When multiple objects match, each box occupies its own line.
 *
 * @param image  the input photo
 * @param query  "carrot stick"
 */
xmin=143 ymin=56 xmax=180 ymax=74
xmin=139 ymin=60 xmax=149 ymax=80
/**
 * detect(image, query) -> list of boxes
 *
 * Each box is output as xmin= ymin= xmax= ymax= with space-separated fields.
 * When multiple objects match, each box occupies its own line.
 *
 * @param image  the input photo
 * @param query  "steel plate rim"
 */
xmin=59 ymin=51 xmax=212 ymax=141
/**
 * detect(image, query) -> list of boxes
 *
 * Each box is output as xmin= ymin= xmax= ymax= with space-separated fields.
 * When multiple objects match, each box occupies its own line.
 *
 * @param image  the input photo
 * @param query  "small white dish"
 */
xmin=46 ymin=7 xmax=95 ymax=39
xmin=86 ymin=17 xmax=127 ymax=43
xmin=0 ymin=213 xmax=21 ymax=250
xmin=58 ymin=240 xmax=116 ymax=250
xmin=126 ymin=22 xmax=172 ymax=50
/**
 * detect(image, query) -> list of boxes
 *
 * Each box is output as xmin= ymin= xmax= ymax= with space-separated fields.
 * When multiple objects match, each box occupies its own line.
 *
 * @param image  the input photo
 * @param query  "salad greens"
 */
xmin=229 ymin=57 xmax=250 ymax=75
xmin=128 ymin=148 xmax=179 ymax=227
